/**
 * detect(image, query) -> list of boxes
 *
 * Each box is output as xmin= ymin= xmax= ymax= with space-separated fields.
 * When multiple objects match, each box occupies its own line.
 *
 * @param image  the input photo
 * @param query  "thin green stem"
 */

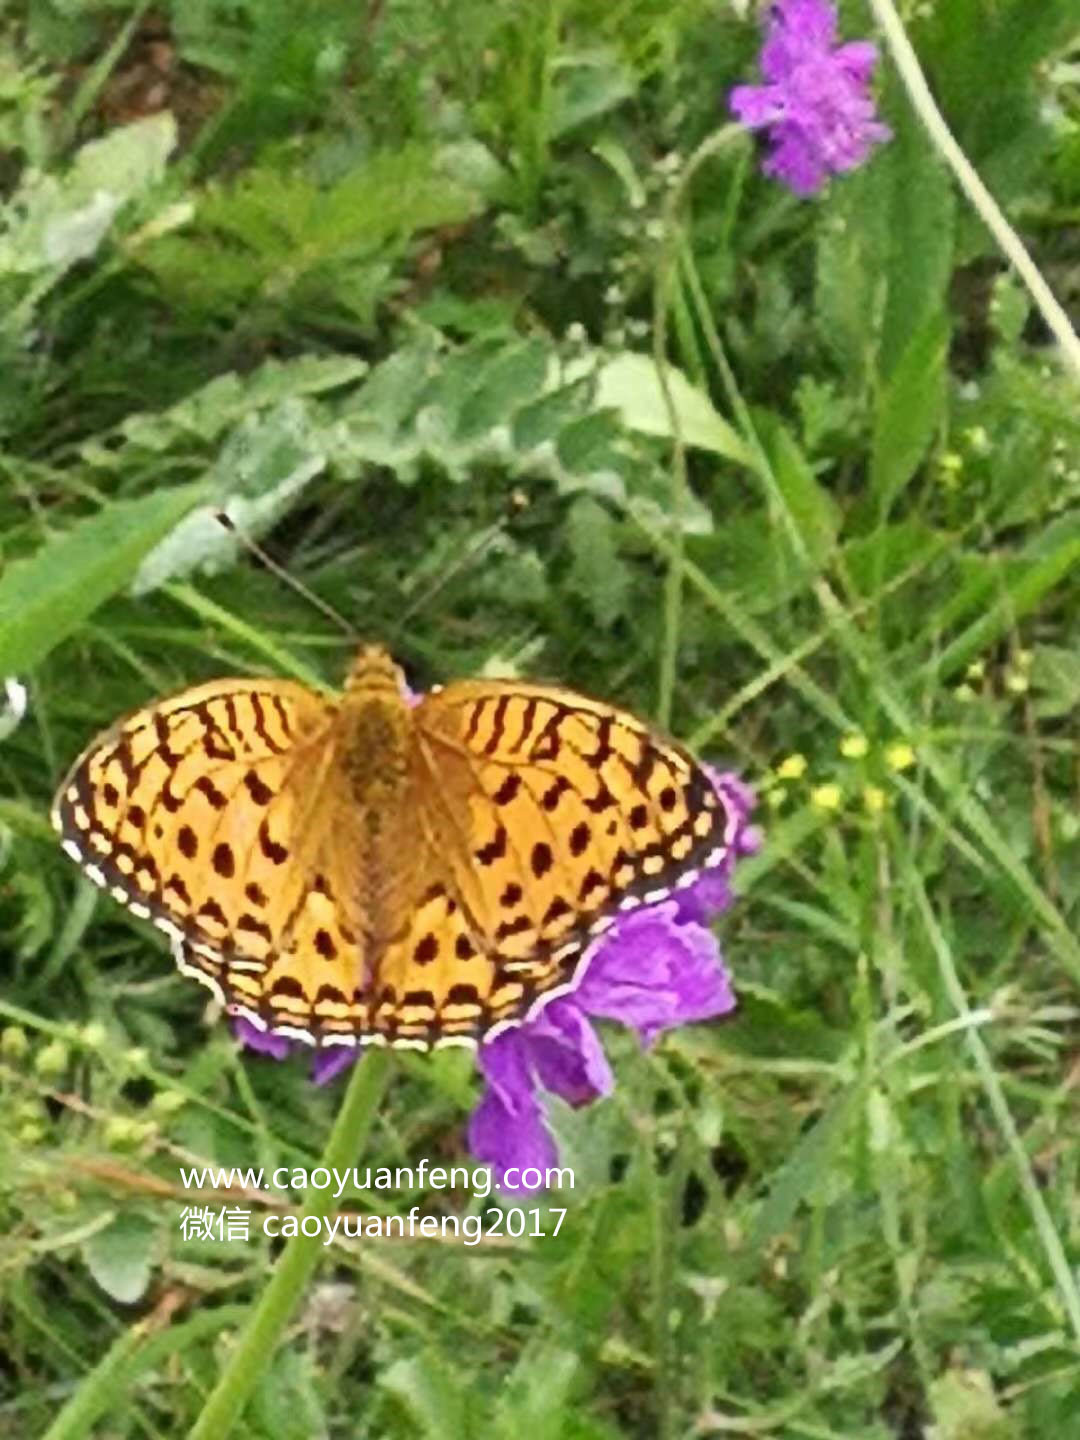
xmin=189 ymin=1049 xmax=392 ymax=1439
xmin=908 ymin=867 xmax=1080 ymax=1341
xmin=866 ymin=0 xmax=1080 ymax=383
xmin=652 ymin=124 xmax=744 ymax=729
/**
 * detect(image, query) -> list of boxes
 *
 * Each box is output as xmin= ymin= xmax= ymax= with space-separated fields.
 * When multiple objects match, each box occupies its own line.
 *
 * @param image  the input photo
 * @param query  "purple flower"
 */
xmin=468 ymin=771 xmax=756 ymax=1193
xmin=232 ymin=1014 xmax=360 ymax=1084
xmin=730 ymin=0 xmax=891 ymax=196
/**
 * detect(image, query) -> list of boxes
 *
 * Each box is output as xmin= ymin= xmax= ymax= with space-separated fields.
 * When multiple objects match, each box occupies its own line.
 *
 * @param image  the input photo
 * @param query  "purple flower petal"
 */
xmin=233 ymin=1016 xmax=292 ymax=1061
xmin=730 ymin=0 xmax=890 ymax=196
xmin=312 ymin=1046 xmax=360 ymax=1086
xmin=577 ymin=904 xmax=736 ymax=1048
xmin=525 ymin=1001 xmax=613 ymax=1105
xmin=468 ymin=1031 xmax=561 ymax=1190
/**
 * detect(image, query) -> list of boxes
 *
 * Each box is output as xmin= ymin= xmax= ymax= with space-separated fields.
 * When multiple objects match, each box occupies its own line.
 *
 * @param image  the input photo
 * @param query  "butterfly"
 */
xmin=52 ymin=646 xmax=733 ymax=1050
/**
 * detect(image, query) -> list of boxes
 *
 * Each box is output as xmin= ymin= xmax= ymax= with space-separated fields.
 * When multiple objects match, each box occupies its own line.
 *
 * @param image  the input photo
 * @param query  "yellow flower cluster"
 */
xmin=763 ymin=733 xmax=920 ymax=816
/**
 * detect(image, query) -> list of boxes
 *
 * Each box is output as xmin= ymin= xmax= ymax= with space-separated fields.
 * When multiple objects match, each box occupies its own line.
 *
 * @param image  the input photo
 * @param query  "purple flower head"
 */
xmin=469 ymin=771 xmax=755 ymax=1193
xmin=730 ymin=0 xmax=891 ymax=196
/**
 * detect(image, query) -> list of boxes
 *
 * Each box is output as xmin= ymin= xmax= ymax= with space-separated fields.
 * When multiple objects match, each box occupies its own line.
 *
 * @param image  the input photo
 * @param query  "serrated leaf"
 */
xmin=454 ymin=340 xmax=549 ymax=441
xmin=562 ymin=352 xmax=757 ymax=468
xmin=494 ymin=1345 xmax=580 ymax=1440
xmin=83 ymin=355 xmax=366 ymax=467
xmin=83 ymin=1213 xmax=155 ymax=1305
xmin=565 ymin=497 xmax=630 ymax=627
xmin=869 ymin=310 xmax=949 ymax=510
xmin=0 ymin=114 xmax=176 ymax=277
xmin=250 ymin=1350 xmax=327 ymax=1440
xmin=512 ymin=376 xmax=593 ymax=451
xmin=0 ymin=482 xmax=208 ymax=674
xmin=133 ymin=400 xmax=331 ymax=594
xmin=139 ymin=144 xmax=480 ymax=321
xmin=379 ymin=1351 xmax=469 ymax=1440
xmin=1030 ymin=646 xmax=1080 ymax=720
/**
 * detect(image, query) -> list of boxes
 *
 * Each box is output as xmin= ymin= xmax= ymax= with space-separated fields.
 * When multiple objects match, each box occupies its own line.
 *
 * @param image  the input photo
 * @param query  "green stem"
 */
xmin=866 ymin=0 xmax=1080 ymax=382
xmin=653 ymin=125 xmax=744 ymax=729
xmin=189 ymin=1049 xmax=392 ymax=1439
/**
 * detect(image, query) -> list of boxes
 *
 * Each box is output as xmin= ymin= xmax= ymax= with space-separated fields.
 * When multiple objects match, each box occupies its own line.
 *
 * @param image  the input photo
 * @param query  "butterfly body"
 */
xmin=53 ymin=645 xmax=732 ymax=1050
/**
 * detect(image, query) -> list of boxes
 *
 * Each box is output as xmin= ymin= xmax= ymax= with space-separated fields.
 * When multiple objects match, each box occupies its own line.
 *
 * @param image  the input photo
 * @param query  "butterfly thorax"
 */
xmin=339 ymin=647 xmax=413 ymax=808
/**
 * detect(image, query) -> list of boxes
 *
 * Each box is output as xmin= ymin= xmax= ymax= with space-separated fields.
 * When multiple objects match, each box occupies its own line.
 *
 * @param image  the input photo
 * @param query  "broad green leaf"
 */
xmin=876 ymin=90 xmax=956 ymax=378
xmin=1030 ymin=645 xmax=1080 ymax=720
xmin=815 ymin=162 xmax=888 ymax=386
xmin=815 ymin=82 xmax=954 ymax=384
xmin=0 ymin=482 xmax=208 ymax=674
xmin=250 ymin=1350 xmax=326 ymax=1440
xmin=549 ymin=49 xmax=636 ymax=138
xmin=83 ymin=1214 xmax=155 ymax=1305
xmin=562 ymin=351 xmax=757 ymax=468
xmin=869 ymin=311 xmax=949 ymax=512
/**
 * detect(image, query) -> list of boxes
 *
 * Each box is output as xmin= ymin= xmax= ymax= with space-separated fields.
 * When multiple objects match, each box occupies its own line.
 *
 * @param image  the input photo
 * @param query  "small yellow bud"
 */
xmin=81 ymin=1021 xmax=107 ymax=1049
xmin=776 ymin=753 xmax=807 ymax=780
xmin=765 ymin=787 xmax=787 ymax=810
xmin=104 ymin=1116 xmax=143 ymax=1148
xmin=1015 ymin=648 xmax=1033 ymax=671
xmin=939 ymin=452 xmax=963 ymax=488
xmin=34 ymin=1040 xmax=69 ymax=1078
xmin=965 ymin=659 xmax=986 ymax=681
xmin=1005 ymin=672 xmax=1029 ymax=695
xmin=839 ymin=734 xmax=868 ymax=759
xmin=151 ymin=1090 xmax=187 ymax=1116
xmin=1 ymin=1026 xmax=29 ymax=1061
xmin=954 ymin=683 xmax=976 ymax=703
xmin=884 ymin=742 xmax=916 ymax=772
xmin=964 ymin=425 xmax=990 ymax=455
xmin=863 ymin=785 xmax=887 ymax=814
xmin=811 ymin=783 xmax=842 ymax=812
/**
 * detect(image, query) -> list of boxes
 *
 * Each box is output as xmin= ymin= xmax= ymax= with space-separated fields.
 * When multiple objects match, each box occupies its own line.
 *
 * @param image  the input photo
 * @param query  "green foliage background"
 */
xmin=1 ymin=1 xmax=1079 ymax=1435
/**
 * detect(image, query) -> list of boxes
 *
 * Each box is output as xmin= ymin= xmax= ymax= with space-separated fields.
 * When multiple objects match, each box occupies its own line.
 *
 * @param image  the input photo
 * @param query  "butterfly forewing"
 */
xmin=52 ymin=678 xmax=343 ymax=979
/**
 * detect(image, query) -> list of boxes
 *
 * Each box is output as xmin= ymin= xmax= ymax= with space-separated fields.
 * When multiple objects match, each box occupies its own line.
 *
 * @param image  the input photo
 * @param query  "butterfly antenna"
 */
xmin=214 ymin=511 xmax=356 ymax=639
